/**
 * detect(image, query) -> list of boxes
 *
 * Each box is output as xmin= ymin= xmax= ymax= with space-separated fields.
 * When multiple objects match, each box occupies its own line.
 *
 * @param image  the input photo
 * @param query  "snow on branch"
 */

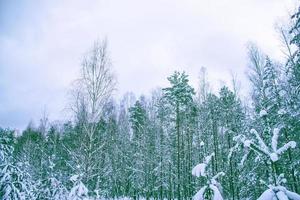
xmin=237 ymin=128 xmax=297 ymax=163
xmin=192 ymin=153 xmax=214 ymax=177
xmin=257 ymin=185 xmax=300 ymax=200
xmin=193 ymin=186 xmax=207 ymax=200
xmin=250 ymin=129 xmax=270 ymax=155
xmin=237 ymin=127 xmax=300 ymax=199
xmin=276 ymin=141 xmax=297 ymax=155
xmin=192 ymin=152 xmax=224 ymax=200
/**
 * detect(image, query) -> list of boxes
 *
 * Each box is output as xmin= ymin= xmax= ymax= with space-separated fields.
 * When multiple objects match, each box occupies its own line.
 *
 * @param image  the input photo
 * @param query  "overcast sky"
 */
xmin=0 ymin=0 xmax=297 ymax=130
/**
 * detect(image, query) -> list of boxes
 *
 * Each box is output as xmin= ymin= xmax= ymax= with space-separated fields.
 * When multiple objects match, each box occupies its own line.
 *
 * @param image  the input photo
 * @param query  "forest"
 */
xmin=1 ymin=4 xmax=300 ymax=200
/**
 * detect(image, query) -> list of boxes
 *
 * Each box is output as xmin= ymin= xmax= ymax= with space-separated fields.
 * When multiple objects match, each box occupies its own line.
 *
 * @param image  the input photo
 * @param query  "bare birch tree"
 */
xmin=68 ymin=39 xmax=116 ymax=192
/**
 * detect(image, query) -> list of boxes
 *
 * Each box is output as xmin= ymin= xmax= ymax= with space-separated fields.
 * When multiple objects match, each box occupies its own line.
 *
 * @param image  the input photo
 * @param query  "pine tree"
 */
xmin=129 ymin=99 xmax=148 ymax=199
xmin=218 ymin=86 xmax=245 ymax=200
xmin=163 ymin=71 xmax=195 ymax=199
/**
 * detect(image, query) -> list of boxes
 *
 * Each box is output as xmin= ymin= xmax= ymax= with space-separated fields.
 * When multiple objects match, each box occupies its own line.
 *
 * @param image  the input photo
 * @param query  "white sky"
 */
xmin=0 ymin=0 xmax=297 ymax=129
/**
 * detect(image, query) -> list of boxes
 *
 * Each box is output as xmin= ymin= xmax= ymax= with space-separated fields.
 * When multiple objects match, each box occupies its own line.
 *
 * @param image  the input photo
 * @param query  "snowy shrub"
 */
xmin=68 ymin=174 xmax=89 ymax=200
xmin=0 ymin=164 xmax=27 ymax=200
xmin=192 ymin=153 xmax=225 ymax=200
xmin=38 ymin=177 xmax=68 ymax=200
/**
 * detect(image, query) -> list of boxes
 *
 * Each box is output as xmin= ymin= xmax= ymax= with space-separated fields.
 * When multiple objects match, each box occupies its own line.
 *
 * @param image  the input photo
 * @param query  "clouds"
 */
xmin=0 ymin=0 xmax=296 ymax=129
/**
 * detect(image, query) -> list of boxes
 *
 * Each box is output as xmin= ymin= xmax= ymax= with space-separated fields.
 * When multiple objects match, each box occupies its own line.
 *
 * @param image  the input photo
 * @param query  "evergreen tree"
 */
xmin=0 ymin=129 xmax=32 ymax=199
xmin=129 ymin=99 xmax=147 ymax=199
xmin=163 ymin=71 xmax=195 ymax=199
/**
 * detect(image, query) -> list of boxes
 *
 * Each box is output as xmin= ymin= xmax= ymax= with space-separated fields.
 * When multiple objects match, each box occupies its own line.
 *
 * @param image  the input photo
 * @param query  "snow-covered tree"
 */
xmin=0 ymin=129 xmax=14 ymax=164
xmin=68 ymin=174 xmax=89 ymax=200
xmin=235 ymin=127 xmax=300 ymax=199
xmin=129 ymin=99 xmax=148 ymax=197
xmin=0 ymin=163 xmax=28 ymax=200
xmin=0 ymin=129 xmax=31 ymax=199
xmin=192 ymin=153 xmax=225 ymax=200
xmin=38 ymin=177 xmax=67 ymax=200
xmin=218 ymin=86 xmax=245 ymax=199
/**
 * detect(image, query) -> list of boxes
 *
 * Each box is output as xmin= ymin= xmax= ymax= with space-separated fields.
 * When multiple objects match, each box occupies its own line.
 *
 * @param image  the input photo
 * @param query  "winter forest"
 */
xmin=1 ymin=3 xmax=300 ymax=200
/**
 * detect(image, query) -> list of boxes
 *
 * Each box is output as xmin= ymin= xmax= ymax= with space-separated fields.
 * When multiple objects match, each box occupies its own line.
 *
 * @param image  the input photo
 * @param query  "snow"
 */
xmin=257 ymin=185 xmax=300 ymax=200
xmin=193 ymin=186 xmax=207 ymax=200
xmin=192 ymin=152 xmax=224 ymax=200
xmin=212 ymin=172 xmax=225 ymax=181
xmin=251 ymin=129 xmax=270 ymax=155
xmin=192 ymin=163 xmax=207 ymax=177
xmin=257 ymin=189 xmax=275 ymax=200
xmin=277 ymin=191 xmax=289 ymax=200
xmin=209 ymin=184 xmax=223 ymax=200
xmin=278 ymin=174 xmax=287 ymax=184
xmin=68 ymin=181 xmax=89 ymax=200
xmin=218 ymin=127 xmax=228 ymax=135
xmin=0 ymin=163 xmax=29 ymax=200
xmin=278 ymin=109 xmax=286 ymax=115
xmin=243 ymin=140 xmax=252 ymax=148
xmin=70 ymin=175 xmax=79 ymax=182
xmin=279 ymin=90 xmax=286 ymax=97
xmin=277 ymin=141 xmax=297 ymax=155
xmin=272 ymin=128 xmax=280 ymax=151
xmin=192 ymin=153 xmax=214 ymax=177
xmin=255 ymin=156 xmax=261 ymax=162
xmin=270 ymin=153 xmax=279 ymax=162
xmin=249 ymin=129 xmax=257 ymax=135
xmin=248 ymin=128 xmax=297 ymax=163
xmin=286 ymin=190 xmax=300 ymax=200
xmin=259 ymin=109 xmax=268 ymax=117
xmin=290 ymin=141 xmax=297 ymax=148
xmin=204 ymin=153 xmax=214 ymax=164
xmin=239 ymin=153 xmax=248 ymax=166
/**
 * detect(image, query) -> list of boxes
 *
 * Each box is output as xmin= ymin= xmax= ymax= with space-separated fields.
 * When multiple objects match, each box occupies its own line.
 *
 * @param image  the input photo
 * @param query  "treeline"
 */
xmin=1 ymin=5 xmax=300 ymax=200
